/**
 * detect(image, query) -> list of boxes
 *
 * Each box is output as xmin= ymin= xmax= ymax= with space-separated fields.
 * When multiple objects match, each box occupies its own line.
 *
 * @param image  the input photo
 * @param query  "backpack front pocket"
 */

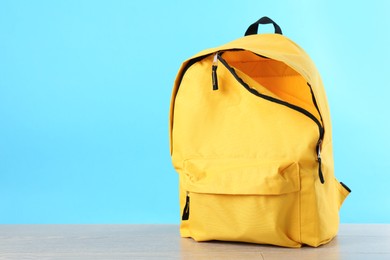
xmin=180 ymin=158 xmax=302 ymax=247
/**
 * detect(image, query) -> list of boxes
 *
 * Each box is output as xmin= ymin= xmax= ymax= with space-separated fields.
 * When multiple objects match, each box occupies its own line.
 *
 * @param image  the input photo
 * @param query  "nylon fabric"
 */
xmin=169 ymin=17 xmax=350 ymax=247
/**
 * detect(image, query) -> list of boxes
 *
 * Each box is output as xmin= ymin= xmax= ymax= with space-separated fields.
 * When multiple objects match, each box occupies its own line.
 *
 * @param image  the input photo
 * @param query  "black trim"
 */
xmin=307 ymin=83 xmax=325 ymax=184
xmin=217 ymin=53 xmax=326 ymax=183
xmin=340 ymin=182 xmax=351 ymax=193
xmin=307 ymin=83 xmax=324 ymax=127
xmin=307 ymin=82 xmax=325 ymax=141
xmin=217 ymin=54 xmax=323 ymax=134
xmin=181 ymin=194 xmax=190 ymax=220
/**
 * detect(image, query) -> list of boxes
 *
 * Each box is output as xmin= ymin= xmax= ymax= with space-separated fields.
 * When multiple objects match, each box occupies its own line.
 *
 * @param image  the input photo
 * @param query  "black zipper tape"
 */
xmin=216 ymin=53 xmax=326 ymax=183
xmin=340 ymin=182 xmax=351 ymax=193
xmin=181 ymin=193 xmax=190 ymax=220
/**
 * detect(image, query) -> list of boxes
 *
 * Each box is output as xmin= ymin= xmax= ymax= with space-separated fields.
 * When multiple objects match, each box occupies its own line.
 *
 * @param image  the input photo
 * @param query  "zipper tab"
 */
xmin=212 ymin=53 xmax=219 ymax=90
xmin=181 ymin=192 xmax=190 ymax=220
xmin=317 ymin=139 xmax=325 ymax=184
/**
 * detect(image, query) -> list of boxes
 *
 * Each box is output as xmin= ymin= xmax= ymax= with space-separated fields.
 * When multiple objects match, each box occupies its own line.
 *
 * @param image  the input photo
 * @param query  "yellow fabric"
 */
xmin=169 ymin=33 xmax=350 ymax=247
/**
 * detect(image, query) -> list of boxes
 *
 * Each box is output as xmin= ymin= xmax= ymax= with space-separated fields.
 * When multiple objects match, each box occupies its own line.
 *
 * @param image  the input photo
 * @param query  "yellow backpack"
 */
xmin=169 ymin=17 xmax=350 ymax=247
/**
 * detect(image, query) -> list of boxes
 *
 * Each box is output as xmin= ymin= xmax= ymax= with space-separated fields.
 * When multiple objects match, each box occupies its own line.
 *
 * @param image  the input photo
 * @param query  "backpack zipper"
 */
xmin=212 ymin=52 xmax=325 ymax=184
xmin=181 ymin=192 xmax=190 ymax=220
xmin=212 ymin=53 xmax=219 ymax=90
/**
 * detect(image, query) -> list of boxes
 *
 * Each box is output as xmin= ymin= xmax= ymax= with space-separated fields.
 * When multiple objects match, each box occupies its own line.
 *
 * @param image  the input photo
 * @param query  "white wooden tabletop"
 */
xmin=0 ymin=224 xmax=389 ymax=259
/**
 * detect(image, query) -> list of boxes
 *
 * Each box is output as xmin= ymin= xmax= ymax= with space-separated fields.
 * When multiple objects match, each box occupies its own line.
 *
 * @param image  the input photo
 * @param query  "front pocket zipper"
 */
xmin=182 ymin=192 xmax=190 ymax=220
xmin=212 ymin=52 xmax=326 ymax=183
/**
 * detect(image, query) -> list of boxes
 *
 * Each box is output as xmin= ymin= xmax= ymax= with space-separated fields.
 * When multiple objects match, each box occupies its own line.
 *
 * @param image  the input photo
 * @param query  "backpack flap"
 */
xmin=179 ymin=158 xmax=302 ymax=247
xmin=182 ymin=159 xmax=299 ymax=195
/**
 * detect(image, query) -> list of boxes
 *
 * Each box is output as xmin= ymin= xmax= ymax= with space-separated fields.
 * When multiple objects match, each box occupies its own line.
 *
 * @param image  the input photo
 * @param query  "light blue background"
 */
xmin=1 ymin=0 xmax=389 ymax=224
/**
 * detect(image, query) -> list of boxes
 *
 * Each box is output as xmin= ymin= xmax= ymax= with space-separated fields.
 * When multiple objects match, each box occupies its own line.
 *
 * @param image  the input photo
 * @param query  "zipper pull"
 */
xmin=212 ymin=53 xmax=219 ymax=90
xmin=317 ymin=139 xmax=325 ymax=184
xmin=181 ymin=192 xmax=190 ymax=220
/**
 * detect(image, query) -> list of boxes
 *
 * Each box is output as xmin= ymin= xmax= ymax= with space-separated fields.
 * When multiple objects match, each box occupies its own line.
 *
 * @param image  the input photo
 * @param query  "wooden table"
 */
xmin=0 ymin=224 xmax=389 ymax=259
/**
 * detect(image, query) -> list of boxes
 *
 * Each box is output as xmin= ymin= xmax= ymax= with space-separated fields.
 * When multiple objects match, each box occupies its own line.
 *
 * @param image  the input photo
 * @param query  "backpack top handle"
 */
xmin=245 ymin=16 xmax=283 ymax=36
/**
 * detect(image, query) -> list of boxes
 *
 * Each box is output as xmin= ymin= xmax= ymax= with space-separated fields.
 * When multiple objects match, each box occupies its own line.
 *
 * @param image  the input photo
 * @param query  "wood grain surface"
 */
xmin=0 ymin=224 xmax=389 ymax=259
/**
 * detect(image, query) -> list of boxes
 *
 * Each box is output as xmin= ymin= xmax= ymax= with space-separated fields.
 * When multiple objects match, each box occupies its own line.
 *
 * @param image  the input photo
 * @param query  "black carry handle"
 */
xmin=245 ymin=16 xmax=282 ymax=36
